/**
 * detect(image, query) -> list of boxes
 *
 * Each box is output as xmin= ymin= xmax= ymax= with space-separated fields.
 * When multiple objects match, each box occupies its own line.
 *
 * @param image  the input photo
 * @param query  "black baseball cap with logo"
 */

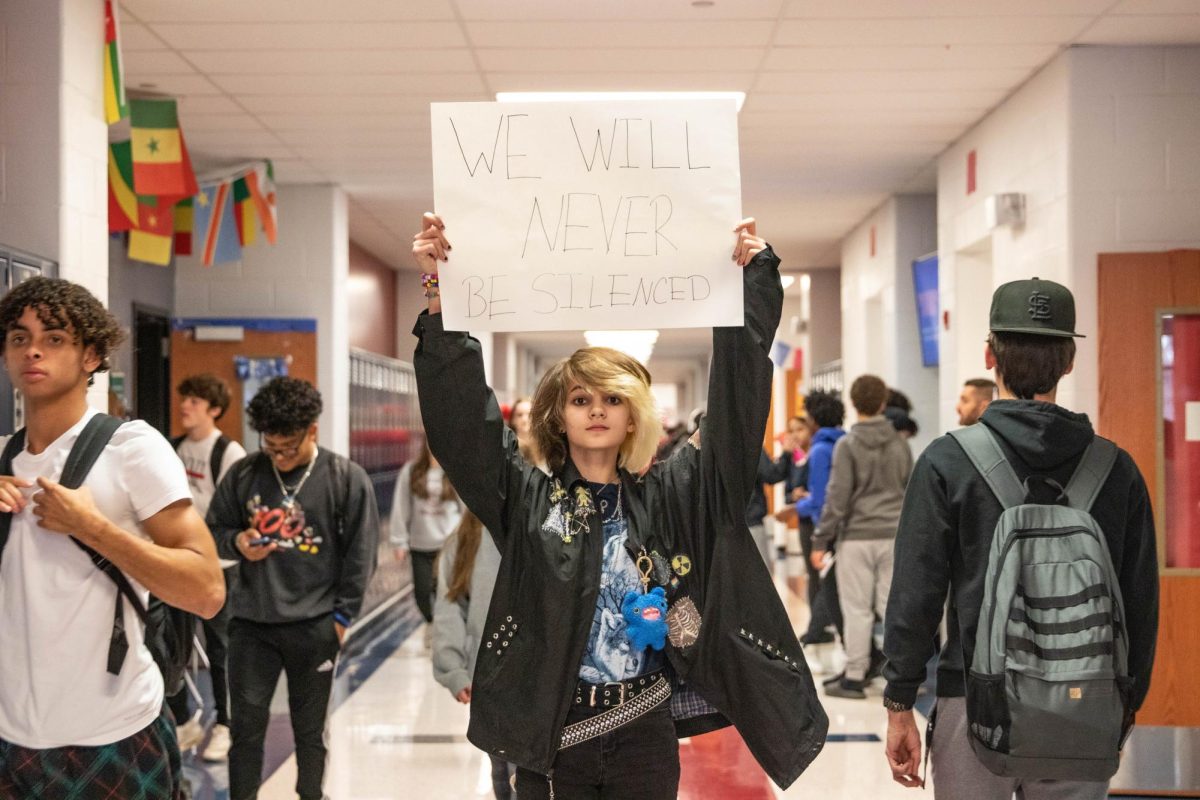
xmin=988 ymin=277 xmax=1084 ymax=338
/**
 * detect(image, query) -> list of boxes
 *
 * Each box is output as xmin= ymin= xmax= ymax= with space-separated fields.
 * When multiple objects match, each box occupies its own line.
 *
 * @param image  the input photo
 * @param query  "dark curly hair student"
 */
xmin=0 ymin=276 xmax=125 ymax=379
xmin=245 ymin=376 xmax=323 ymax=435
xmin=804 ymin=389 xmax=845 ymax=430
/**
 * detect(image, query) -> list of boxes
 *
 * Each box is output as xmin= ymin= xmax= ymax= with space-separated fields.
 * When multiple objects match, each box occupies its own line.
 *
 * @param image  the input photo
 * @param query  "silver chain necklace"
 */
xmin=598 ymin=481 xmax=624 ymax=524
xmin=271 ymin=454 xmax=317 ymax=510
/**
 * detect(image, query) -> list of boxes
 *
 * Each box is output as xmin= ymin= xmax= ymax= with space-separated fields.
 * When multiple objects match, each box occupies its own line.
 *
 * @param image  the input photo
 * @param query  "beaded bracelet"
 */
xmin=420 ymin=272 xmax=439 ymax=290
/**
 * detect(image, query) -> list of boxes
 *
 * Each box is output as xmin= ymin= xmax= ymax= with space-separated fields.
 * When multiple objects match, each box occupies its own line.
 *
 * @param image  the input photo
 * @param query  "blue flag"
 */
xmin=195 ymin=181 xmax=242 ymax=266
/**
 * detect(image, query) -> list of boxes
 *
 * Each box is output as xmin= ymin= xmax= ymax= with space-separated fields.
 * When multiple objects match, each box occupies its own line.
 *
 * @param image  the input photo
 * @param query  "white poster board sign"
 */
xmin=430 ymin=100 xmax=743 ymax=332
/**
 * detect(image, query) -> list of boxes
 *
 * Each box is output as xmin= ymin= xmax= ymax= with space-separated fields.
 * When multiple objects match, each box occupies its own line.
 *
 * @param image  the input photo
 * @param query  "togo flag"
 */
xmin=195 ymin=182 xmax=242 ymax=267
xmin=103 ymin=0 xmax=127 ymax=124
xmin=130 ymin=98 xmax=198 ymax=199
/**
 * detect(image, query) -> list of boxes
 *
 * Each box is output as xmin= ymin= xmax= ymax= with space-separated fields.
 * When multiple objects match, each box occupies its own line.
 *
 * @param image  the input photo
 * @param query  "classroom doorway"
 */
xmin=134 ymin=305 xmax=171 ymax=436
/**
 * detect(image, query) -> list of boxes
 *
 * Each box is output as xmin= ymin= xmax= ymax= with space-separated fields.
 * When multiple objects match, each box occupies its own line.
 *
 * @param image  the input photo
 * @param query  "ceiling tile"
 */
xmin=754 ymin=68 xmax=1031 ymax=93
xmin=487 ymin=72 xmax=755 ymax=92
xmin=176 ymin=113 xmax=266 ymax=132
xmin=740 ymin=124 xmax=961 ymax=144
xmin=775 ymin=16 xmax=1094 ymax=46
xmin=148 ymin=22 xmax=466 ymax=50
xmin=257 ymin=113 xmax=428 ymax=132
xmin=1109 ymin=0 xmax=1200 ymax=12
xmin=456 ymin=0 xmax=783 ymax=20
xmin=739 ymin=107 xmax=982 ymax=127
xmin=185 ymin=49 xmax=478 ymax=76
xmin=1077 ymin=14 xmax=1200 ymax=43
xmin=762 ymin=44 xmax=1059 ymax=70
xmin=744 ymin=89 xmax=1007 ymax=112
xmin=121 ymin=49 xmax=196 ymax=75
xmin=121 ymin=0 xmax=456 ymax=22
xmin=176 ymin=95 xmax=244 ymax=114
xmin=211 ymin=73 xmax=487 ymax=96
xmin=466 ymin=20 xmax=775 ymax=48
xmin=246 ymin=94 xmax=480 ymax=114
xmin=476 ymin=47 xmax=764 ymax=73
xmin=119 ymin=21 xmax=167 ymax=50
xmin=123 ymin=74 xmax=223 ymax=95
xmin=784 ymin=0 xmax=1112 ymax=16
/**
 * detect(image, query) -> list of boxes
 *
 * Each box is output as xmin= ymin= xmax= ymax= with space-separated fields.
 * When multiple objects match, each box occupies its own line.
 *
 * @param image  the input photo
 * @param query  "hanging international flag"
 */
xmin=103 ymin=0 xmax=127 ymax=124
xmin=128 ymin=196 xmax=174 ymax=266
xmin=130 ymin=98 xmax=198 ymax=199
xmin=245 ymin=160 xmax=278 ymax=244
xmin=232 ymin=176 xmax=257 ymax=246
xmin=107 ymin=140 xmax=137 ymax=232
xmin=195 ymin=182 xmax=242 ymax=266
xmin=174 ymin=196 xmax=194 ymax=256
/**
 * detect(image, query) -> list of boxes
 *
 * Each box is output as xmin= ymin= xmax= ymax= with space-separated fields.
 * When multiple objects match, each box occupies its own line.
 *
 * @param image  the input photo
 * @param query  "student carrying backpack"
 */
xmin=881 ymin=277 xmax=1158 ymax=800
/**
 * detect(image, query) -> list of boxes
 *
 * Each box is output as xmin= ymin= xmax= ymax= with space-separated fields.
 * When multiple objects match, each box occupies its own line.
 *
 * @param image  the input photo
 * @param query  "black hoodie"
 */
xmin=882 ymin=400 xmax=1159 ymax=709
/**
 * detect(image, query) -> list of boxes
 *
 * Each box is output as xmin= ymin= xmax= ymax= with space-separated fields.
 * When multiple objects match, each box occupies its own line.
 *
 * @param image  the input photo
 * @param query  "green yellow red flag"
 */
xmin=130 ymin=98 xmax=198 ymax=199
xmin=232 ymin=176 xmax=257 ymax=246
xmin=107 ymin=141 xmax=137 ymax=232
xmin=174 ymin=197 xmax=194 ymax=256
xmin=103 ymin=1 xmax=127 ymax=125
xmin=128 ymin=195 xmax=175 ymax=266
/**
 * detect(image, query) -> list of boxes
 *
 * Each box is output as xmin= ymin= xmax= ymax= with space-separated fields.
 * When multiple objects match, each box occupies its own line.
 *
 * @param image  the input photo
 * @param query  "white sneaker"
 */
xmin=176 ymin=718 xmax=204 ymax=752
xmin=202 ymin=723 xmax=231 ymax=762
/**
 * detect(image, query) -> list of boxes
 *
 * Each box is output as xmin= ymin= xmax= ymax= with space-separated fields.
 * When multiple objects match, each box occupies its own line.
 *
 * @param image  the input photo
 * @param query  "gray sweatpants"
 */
xmin=836 ymin=537 xmax=893 ymax=681
xmin=931 ymin=697 xmax=1109 ymax=800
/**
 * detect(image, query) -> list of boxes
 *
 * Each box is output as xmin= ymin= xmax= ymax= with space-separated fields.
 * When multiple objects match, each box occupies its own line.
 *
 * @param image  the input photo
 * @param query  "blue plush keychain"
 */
xmin=622 ymin=552 xmax=668 ymax=651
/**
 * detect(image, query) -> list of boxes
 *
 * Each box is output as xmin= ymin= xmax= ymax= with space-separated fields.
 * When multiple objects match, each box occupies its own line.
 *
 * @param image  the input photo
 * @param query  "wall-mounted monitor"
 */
xmin=912 ymin=254 xmax=939 ymax=368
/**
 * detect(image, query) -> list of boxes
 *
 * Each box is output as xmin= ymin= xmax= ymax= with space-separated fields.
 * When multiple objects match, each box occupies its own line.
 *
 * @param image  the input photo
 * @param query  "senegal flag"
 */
xmin=107 ymin=141 xmax=137 ymax=232
xmin=103 ymin=1 xmax=127 ymax=124
xmin=128 ymin=195 xmax=174 ymax=266
xmin=130 ymin=98 xmax=198 ymax=199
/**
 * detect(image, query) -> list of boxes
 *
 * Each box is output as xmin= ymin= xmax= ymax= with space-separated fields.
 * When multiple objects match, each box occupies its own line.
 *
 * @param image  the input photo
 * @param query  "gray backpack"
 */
xmin=951 ymin=425 xmax=1134 ymax=781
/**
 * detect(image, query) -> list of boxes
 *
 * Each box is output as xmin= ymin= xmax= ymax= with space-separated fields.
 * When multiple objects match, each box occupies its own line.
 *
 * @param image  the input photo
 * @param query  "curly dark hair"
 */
xmin=245 ymin=376 xmax=323 ymax=435
xmin=0 ymin=277 xmax=125 ymax=380
xmin=804 ymin=389 xmax=845 ymax=429
xmin=178 ymin=373 xmax=232 ymax=419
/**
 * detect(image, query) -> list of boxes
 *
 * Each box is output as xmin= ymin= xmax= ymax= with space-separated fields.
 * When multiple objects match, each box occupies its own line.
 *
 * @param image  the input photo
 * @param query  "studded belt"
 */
xmin=560 ymin=676 xmax=671 ymax=750
xmin=572 ymin=669 xmax=667 ymax=710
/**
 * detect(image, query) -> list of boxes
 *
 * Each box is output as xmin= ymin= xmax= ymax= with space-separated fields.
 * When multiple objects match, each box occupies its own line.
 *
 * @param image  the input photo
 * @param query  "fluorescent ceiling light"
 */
xmin=584 ymin=329 xmax=660 ymax=364
xmin=780 ymin=275 xmax=795 ymax=290
xmin=497 ymin=91 xmax=745 ymax=112
xmin=800 ymin=274 xmax=812 ymax=292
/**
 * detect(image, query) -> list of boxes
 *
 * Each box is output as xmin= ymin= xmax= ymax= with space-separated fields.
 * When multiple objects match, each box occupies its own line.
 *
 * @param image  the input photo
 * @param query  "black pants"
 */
xmin=490 ymin=754 xmax=517 ymax=800
xmin=799 ymin=519 xmax=844 ymax=639
xmin=227 ymin=616 xmax=340 ymax=800
xmin=411 ymin=549 xmax=439 ymax=623
xmin=167 ymin=572 xmax=233 ymax=726
xmin=515 ymin=700 xmax=679 ymax=799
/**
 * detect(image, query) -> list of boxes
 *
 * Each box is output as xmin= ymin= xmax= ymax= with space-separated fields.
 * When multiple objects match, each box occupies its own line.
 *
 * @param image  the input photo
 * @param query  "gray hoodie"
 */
xmin=431 ymin=528 xmax=502 ymax=696
xmin=813 ymin=415 xmax=913 ymax=550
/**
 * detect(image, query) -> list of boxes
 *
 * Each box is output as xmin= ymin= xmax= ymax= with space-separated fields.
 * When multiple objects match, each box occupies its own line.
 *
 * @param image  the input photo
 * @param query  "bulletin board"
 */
xmin=169 ymin=318 xmax=318 ymax=446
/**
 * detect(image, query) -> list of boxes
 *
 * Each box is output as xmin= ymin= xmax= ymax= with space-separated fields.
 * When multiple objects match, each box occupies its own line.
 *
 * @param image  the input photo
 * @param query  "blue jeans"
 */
xmin=515 ymin=700 xmax=679 ymax=799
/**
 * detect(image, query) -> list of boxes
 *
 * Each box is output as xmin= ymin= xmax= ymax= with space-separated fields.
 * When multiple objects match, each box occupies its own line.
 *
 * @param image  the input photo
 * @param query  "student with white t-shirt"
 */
xmin=168 ymin=373 xmax=247 ymax=761
xmin=0 ymin=277 xmax=224 ymax=798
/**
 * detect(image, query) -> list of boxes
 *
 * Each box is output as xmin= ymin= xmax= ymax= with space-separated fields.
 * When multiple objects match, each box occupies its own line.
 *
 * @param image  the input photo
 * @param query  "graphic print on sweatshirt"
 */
xmin=578 ymin=517 xmax=665 ymax=684
xmin=246 ymin=494 xmax=323 ymax=554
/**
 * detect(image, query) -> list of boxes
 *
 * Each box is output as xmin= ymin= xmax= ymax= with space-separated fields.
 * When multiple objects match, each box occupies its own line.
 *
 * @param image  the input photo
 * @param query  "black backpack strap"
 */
xmin=949 ymin=425 xmax=1026 ymax=510
xmin=211 ymin=434 xmax=230 ymax=486
xmin=1064 ymin=437 xmax=1118 ymax=513
xmin=58 ymin=415 xmax=153 ymax=675
xmin=0 ymin=430 xmax=29 ymax=562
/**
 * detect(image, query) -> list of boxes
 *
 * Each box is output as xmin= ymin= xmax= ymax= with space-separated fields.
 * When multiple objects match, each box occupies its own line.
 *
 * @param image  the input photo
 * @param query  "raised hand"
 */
xmin=412 ymin=212 xmax=451 ymax=273
xmin=732 ymin=217 xmax=766 ymax=267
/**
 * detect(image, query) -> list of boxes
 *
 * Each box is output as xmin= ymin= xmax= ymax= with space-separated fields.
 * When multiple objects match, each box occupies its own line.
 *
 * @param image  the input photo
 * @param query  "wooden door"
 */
xmin=1098 ymin=249 xmax=1200 ymax=727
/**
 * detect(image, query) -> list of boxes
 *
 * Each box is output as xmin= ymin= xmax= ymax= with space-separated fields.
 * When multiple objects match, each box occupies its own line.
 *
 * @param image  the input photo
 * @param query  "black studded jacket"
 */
xmin=412 ymin=248 xmax=828 ymax=788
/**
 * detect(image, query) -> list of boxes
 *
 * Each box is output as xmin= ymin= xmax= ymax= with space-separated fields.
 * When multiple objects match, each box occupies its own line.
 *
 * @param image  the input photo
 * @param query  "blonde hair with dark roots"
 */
xmin=531 ymin=347 xmax=662 ymax=475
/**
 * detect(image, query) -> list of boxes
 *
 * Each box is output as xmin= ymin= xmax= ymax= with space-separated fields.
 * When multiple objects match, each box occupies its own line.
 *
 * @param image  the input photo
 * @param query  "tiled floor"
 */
xmin=183 ymin=558 xmax=925 ymax=800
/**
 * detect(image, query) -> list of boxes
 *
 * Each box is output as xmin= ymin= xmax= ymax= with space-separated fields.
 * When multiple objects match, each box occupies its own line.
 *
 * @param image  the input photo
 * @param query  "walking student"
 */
xmin=812 ymin=375 xmax=913 ymax=700
xmin=169 ymin=372 xmax=247 ymax=760
xmin=208 ymin=376 xmax=379 ymax=800
xmin=431 ymin=510 xmax=515 ymax=799
xmin=883 ymin=278 xmax=1159 ymax=798
xmin=412 ymin=212 xmax=827 ymax=798
xmin=391 ymin=441 xmax=463 ymax=628
xmin=0 ymin=277 xmax=225 ymax=798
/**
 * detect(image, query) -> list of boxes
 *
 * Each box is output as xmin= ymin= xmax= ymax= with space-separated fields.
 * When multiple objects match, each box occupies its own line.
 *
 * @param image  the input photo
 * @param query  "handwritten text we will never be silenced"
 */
xmin=430 ymin=100 xmax=742 ymax=333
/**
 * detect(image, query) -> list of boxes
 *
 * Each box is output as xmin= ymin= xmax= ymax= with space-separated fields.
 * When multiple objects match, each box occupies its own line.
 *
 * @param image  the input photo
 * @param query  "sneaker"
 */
xmin=175 ymin=718 xmax=204 ymax=752
xmin=201 ymin=723 xmax=231 ymax=762
xmin=422 ymin=625 xmax=433 ymax=651
xmin=825 ymin=678 xmax=867 ymax=700
xmin=821 ymin=670 xmax=845 ymax=688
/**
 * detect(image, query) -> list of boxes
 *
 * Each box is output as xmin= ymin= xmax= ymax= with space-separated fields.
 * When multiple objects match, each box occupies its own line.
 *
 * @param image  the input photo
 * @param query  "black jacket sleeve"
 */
xmin=758 ymin=449 xmax=791 ymax=485
xmin=691 ymin=248 xmax=783 ymax=527
xmin=412 ymin=313 xmax=529 ymax=548
xmin=1120 ymin=460 xmax=1159 ymax=711
xmin=882 ymin=449 xmax=954 ymax=707
xmin=208 ymin=455 xmax=252 ymax=560
xmin=333 ymin=460 xmax=380 ymax=624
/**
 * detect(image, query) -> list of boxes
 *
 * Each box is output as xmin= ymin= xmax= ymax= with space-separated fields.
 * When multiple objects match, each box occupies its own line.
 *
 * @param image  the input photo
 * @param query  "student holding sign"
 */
xmin=411 ymin=212 xmax=827 ymax=797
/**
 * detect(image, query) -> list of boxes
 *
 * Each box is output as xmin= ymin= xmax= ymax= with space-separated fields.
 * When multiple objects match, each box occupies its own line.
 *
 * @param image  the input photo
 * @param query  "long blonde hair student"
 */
xmin=443 ymin=511 xmax=483 ymax=603
xmin=530 ymin=346 xmax=662 ymax=474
